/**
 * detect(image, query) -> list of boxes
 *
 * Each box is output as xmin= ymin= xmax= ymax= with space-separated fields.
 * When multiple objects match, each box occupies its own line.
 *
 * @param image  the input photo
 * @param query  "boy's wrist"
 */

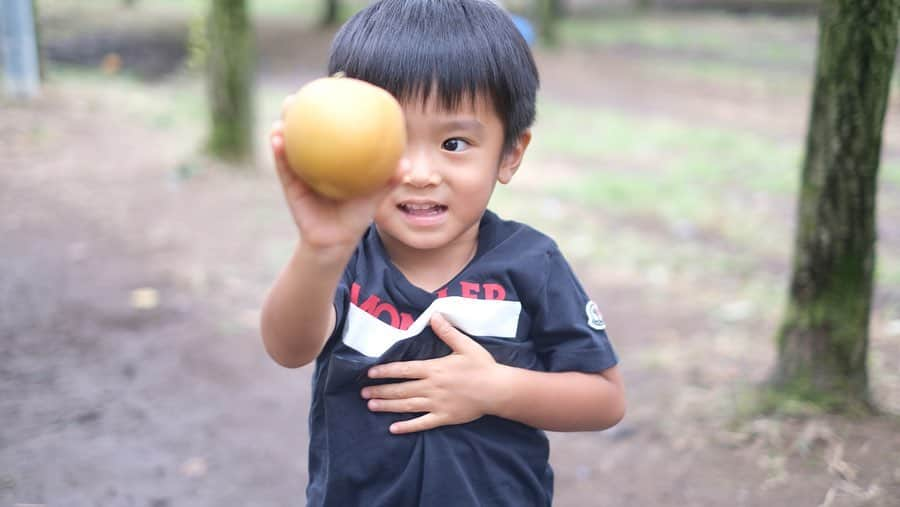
xmin=482 ymin=363 xmax=518 ymax=419
xmin=293 ymin=238 xmax=356 ymax=269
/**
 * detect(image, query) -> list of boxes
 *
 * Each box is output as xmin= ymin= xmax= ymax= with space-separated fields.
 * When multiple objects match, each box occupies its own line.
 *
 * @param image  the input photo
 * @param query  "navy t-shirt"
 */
xmin=306 ymin=210 xmax=618 ymax=506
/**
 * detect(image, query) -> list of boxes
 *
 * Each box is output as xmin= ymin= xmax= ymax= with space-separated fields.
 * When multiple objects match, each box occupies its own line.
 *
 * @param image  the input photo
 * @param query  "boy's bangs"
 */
xmin=329 ymin=18 xmax=501 ymax=112
xmin=328 ymin=0 xmax=535 ymax=143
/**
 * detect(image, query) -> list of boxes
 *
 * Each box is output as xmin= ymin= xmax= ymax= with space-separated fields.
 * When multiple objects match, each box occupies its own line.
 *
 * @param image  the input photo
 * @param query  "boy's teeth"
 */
xmin=402 ymin=203 xmax=441 ymax=211
xmin=400 ymin=203 xmax=446 ymax=215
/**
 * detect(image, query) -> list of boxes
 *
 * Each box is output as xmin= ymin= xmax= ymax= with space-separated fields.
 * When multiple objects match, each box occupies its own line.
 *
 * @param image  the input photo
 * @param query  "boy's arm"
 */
xmin=362 ymin=314 xmax=625 ymax=433
xmin=260 ymin=243 xmax=348 ymax=368
xmin=260 ymin=113 xmax=404 ymax=368
xmin=489 ymin=365 xmax=624 ymax=431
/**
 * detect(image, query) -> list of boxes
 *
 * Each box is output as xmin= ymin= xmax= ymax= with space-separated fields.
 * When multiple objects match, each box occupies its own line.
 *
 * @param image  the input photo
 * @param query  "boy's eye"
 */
xmin=442 ymin=138 xmax=470 ymax=152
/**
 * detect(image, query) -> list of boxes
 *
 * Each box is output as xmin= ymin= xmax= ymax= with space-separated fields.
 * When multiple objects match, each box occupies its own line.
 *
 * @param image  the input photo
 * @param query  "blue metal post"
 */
xmin=1 ymin=0 xmax=41 ymax=98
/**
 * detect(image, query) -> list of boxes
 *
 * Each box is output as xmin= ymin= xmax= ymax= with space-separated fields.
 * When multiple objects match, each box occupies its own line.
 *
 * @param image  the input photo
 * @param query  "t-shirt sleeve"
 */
xmin=329 ymin=266 xmax=353 ymax=344
xmin=530 ymin=248 xmax=619 ymax=373
xmin=320 ymin=244 xmax=360 ymax=358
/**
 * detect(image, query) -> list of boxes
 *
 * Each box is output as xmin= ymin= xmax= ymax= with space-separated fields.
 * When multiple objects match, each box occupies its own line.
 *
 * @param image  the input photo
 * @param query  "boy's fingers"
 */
xmin=270 ymin=121 xmax=285 ymax=145
xmin=367 ymin=397 xmax=430 ymax=414
xmin=271 ymin=131 xmax=285 ymax=157
xmin=430 ymin=313 xmax=477 ymax=355
xmin=368 ymin=360 xmax=427 ymax=379
xmin=362 ymin=379 xmax=426 ymax=400
xmin=273 ymin=142 xmax=295 ymax=188
xmin=390 ymin=413 xmax=442 ymax=434
xmin=270 ymin=128 xmax=303 ymax=190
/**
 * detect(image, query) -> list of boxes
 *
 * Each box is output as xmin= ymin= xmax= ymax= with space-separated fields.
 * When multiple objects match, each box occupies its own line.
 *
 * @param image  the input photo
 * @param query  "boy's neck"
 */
xmin=377 ymin=226 xmax=480 ymax=293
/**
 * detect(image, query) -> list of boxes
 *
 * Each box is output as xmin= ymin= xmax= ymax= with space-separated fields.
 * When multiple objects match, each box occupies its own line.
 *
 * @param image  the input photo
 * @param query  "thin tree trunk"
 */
xmin=32 ymin=0 xmax=45 ymax=81
xmin=774 ymin=0 xmax=899 ymax=410
xmin=552 ymin=0 xmax=566 ymax=17
xmin=322 ymin=0 xmax=339 ymax=26
xmin=206 ymin=0 xmax=254 ymax=162
xmin=536 ymin=0 xmax=559 ymax=46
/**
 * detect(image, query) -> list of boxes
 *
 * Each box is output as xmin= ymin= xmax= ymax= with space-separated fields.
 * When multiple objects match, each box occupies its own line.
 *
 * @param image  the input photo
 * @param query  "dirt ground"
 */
xmin=3 ymin=8 xmax=900 ymax=507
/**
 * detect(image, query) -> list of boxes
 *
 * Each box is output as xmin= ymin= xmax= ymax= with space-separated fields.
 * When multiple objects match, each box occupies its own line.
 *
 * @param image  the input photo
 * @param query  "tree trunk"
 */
xmin=206 ymin=0 xmax=255 ymax=162
xmin=322 ymin=0 xmax=339 ymax=26
xmin=536 ymin=0 xmax=559 ymax=46
xmin=32 ymin=0 xmax=45 ymax=81
xmin=774 ymin=0 xmax=899 ymax=410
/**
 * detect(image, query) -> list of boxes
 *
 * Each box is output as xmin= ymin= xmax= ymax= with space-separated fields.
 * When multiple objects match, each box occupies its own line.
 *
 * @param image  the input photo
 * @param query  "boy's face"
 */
xmin=374 ymin=92 xmax=530 ymax=254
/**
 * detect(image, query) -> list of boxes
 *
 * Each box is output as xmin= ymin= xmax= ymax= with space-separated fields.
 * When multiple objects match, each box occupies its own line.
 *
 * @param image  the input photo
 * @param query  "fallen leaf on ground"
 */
xmin=130 ymin=287 xmax=159 ymax=309
xmin=180 ymin=456 xmax=208 ymax=478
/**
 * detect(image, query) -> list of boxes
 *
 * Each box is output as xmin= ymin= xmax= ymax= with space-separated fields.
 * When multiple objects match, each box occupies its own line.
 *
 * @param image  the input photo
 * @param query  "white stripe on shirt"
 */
xmin=342 ymin=296 xmax=521 ymax=357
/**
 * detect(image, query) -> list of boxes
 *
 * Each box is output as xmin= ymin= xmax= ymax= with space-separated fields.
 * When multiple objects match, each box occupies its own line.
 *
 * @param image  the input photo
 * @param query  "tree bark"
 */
xmin=536 ymin=0 xmax=559 ymax=46
xmin=32 ymin=0 xmax=45 ymax=81
xmin=206 ymin=0 xmax=255 ymax=162
xmin=322 ymin=0 xmax=339 ymax=26
xmin=774 ymin=0 xmax=899 ymax=410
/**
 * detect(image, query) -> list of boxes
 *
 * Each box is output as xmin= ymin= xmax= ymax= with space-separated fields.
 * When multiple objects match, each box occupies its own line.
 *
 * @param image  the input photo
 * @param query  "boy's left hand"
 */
xmin=361 ymin=313 xmax=503 ymax=434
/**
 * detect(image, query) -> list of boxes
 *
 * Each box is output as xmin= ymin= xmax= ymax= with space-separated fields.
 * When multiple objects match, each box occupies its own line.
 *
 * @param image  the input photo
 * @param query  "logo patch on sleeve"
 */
xmin=585 ymin=301 xmax=606 ymax=330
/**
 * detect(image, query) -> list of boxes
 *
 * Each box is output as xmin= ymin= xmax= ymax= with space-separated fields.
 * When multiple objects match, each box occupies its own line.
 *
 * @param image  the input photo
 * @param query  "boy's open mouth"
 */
xmin=398 ymin=202 xmax=448 ymax=216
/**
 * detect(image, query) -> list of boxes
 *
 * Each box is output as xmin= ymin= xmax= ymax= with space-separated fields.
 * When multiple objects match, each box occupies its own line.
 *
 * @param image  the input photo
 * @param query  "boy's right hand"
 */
xmin=270 ymin=94 xmax=408 ymax=254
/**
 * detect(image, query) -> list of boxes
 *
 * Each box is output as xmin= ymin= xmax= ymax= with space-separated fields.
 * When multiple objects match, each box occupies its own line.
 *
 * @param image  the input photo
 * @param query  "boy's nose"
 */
xmin=401 ymin=155 xmax=442 ymax=187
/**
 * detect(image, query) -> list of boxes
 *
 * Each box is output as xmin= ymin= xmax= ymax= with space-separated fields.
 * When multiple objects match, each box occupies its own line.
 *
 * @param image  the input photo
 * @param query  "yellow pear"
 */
xmin=283 ymin=76 xmax=406 ymax=200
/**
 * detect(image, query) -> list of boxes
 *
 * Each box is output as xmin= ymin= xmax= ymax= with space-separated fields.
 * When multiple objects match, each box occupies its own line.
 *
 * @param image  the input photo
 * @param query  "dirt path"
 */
xmin=0 ymin=87 xmax=312 ymax=505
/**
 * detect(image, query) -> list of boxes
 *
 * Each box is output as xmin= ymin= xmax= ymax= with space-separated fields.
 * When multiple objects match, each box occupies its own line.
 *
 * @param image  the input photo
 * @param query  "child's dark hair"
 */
xmin=328 ymin=0 xmax=539 ymax=153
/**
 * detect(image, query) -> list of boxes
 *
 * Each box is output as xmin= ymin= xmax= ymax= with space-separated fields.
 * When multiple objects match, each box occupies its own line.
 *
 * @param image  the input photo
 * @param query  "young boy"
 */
xmin=261 ymin=0 xmax=625 ymax=505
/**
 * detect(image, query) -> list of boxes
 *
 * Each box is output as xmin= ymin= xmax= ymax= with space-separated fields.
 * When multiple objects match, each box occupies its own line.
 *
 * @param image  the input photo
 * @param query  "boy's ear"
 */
xmin=498 ymin=130 xmax=532 ymax=184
